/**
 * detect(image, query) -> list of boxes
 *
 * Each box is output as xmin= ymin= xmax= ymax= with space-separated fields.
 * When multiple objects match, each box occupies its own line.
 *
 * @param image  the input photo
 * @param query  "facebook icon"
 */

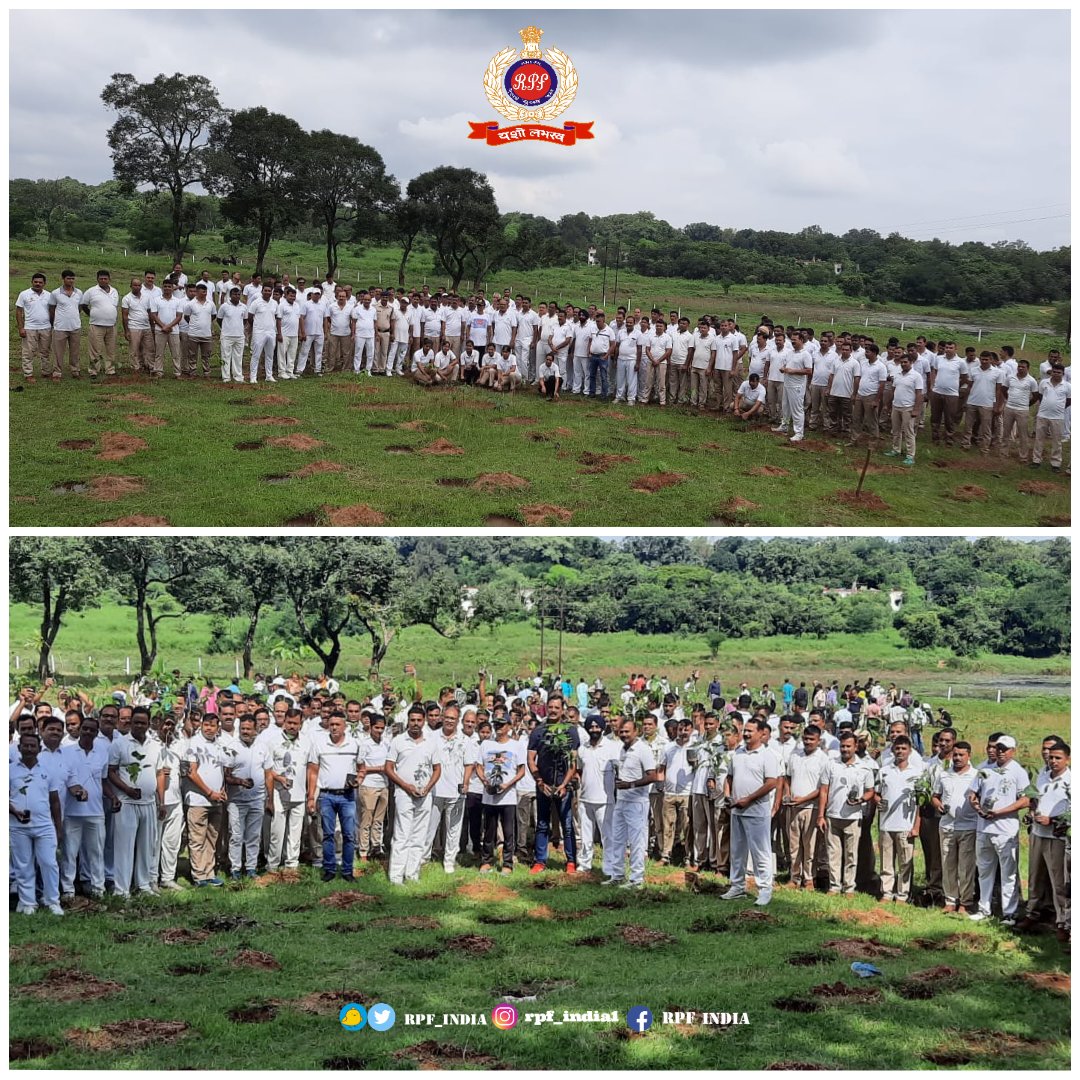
xmin=627 ymin=1006 xmax=653 ymax=1033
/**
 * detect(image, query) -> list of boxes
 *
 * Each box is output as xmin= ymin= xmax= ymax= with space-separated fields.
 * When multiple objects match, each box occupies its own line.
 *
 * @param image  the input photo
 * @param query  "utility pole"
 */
xmin=601 ymin=241 xmax=609 ymax=307
xmin=612 ymin=236 xmax=621 ymax=303
xmin=539 ymin=589 xmax=546 ymax=674
xmin=557 ymin=585 xmax=565 ymax=677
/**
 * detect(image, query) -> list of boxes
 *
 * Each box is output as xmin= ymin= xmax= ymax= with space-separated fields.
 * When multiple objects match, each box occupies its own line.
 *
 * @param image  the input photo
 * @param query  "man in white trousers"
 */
xmin=601 ymin=718 xmax=658 ymax=889
xmin=107 ymin=708 xmax=162 ymax=898
xmin=723 ymin=718 xmax=781 ymax=905
xmin=385 ymin=706 xmax=440 ymax=885
xmin=576 ymin=716 xmax=617 ymax=872
xmin=10 ymin=732 xmax=65 ymax=916
xmin=296 ymin=288 xmax=325 ymax=376
xmin=351 ymin=293 xmax=377 ymax=374
xmin=612 ymin=312 xmax=642 ymax=405
xmin=275 ymin=287 xmax=303 ymax=379
xmin=775 ymin=330 xmax=813 ymax=443
xmin=247 ymin=284 xmax=280 ymax=383
xmin=225 ymin=717 xmax=271 ymax=878
xmin=216 ymin=287 xmax=247 ymax=382
xmin=60 ymin=715 xmax=116 ymax=899
xmin=388 ymin=297 xmax=412 ymax=376
xmin=156 ymin=717 xmax=186 ymax=890
xmin=265 ymin=712 xmax=308 ymax=870
xmin=423 ymin=704 xmax=477 ymax=873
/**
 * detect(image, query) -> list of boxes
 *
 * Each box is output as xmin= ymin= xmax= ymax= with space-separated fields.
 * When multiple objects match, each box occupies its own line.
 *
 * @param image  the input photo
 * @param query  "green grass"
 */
xmin=8 ymin=858 xmax=1070 ymax=1069
xmin=8 ymin=371 xmax=1071 ymax=527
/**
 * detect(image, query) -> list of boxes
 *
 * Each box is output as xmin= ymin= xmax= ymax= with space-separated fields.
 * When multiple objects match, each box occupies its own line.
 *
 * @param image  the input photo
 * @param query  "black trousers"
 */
xmin=460 ymin=792 xmax=483 ymax=854
xmin=542 ymin=375 xmax=560 ymax=398
xmin=482 ymin=804 xmax=517 ymax=868
xmin=463 ymin=365 xmax=480 ymax=385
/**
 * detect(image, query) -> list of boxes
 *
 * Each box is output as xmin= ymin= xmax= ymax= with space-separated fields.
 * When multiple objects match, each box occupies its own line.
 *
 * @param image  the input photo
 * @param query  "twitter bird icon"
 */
xmin=368 ymin=1003 xmax=396 ymax=1032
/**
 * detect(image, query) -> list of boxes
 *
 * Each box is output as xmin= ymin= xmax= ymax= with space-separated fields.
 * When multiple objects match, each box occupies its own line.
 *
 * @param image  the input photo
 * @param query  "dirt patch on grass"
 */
xmin=125 ymin=413 xmax=167 ymax=428
xmin=911 ymin=932 xmax=992 ymax=953
xmin=65 ymin=1019 xmax=189 ymax=1053
xmin=397 ymin=419 xmax=431 ymax=431
xmin=896 ymin=965 xmax=964 ymax=1000
xmin=748 ymin=465 xmax=791 ymax=477
xmin=526 ymin=905 xmax=556 ymax=920
xmin=319 ymin=892 xmax=380 ymax=909
xmin=772 ymin=996 xmax=822 ymax=1014
xmin=96 ymin=432 xmax=149 ymax=461
xmin=486 ymin=515 xmax=523 ymax=527
xmin=166 ymin=963 xmax=211 ymax=976
xmin=266 ymin=433 xmax=323 ymax=450
xmin=394 ymin=945 xmax=442 ymax=961
xmin=586 ymin=409 xmax=629 ymax=420
xmin=394 ymin=1040 xmax=507 ymax=1070
xmin=202 ymin=913 xmax=258 ymax=932
xmin=97 ymin=513 xmax=170 ymax=527
xmin=953 ymin=484 xmax=989 ymax=502
xmin=323 ymin=504 xmax=388 ymax=526
xmin=786 ymin=438 xmax=834 ymax=453
xmin=810 ymin=981 xmax=883 ymax=1004
xmin=59 ymin=438 xmax=95 ymax=450
xmin=928 ymin=456 xmax=1005 ymax=473
xmin=234 ymin=439 xmax=264 ymax=451
xmin=19 ymin=968 xmax=124 ymax=1002
xmin=701 ymin=442 xmax=730 ymax=451
xmin=65 ymin=895 xmax=107 ymax=914
xmin=519 ymin=503 xmax=573 ymax=525
xmin=260 ymin=394 xmax=293 ymax=405
xmin=628 ymin=426 xmax=677 ymax=438
xmin=160 ymin=928 xmax=211 ymax=945
xmin=370 ymin=915 xmax=441 ymax=930
xmin=578 ymin=451 xmax=635 ymax=474
xmin=86 ymin=475 xmax=145 ymax=501
xmin=228 ymin=1003 xmax=277 ymax=1024
xmin=835 ymin=489 xmax=891 ymax=512
xmin=619 ymin=925 xmax=675 ymax=948
xmin=420 ymin=438 xmax=464 ymax=456
xmin=835 ymin=906 xmax=902 ymax=928
xmin=322 ymin=1056 xmax=369 ymax=1069
xmin=457 ymin=879 xmax=518 ymax=903
xmin=690 ymin=910 xmax=777 ymax=933
xmin=437 ymin=477 xmax=470 ymax=487
xmin=821 ymin=937 xmax=902 ymax=960
xmin=291 ymin=460 xmax=343 ymax=478
xmin=10 ymin=943 xmax=71 ymax=965
xmin=494 ymin=416 xmax=538 ymax=426
xmin=235 ymin=949 xmax=281 ymax=971
xmin=1019 ymin=479 xmax=1068 ymax=496
xmin=445 ymin=934 xmax=496 ymax=956
xmin=718 ymin=497 xmax=761 ymax=515
xmin=787 ymin=951 xmax=832 ymax=967
xmin=1039 ymin=514 xmax=1071 ymax=526
xmin=473 ymin=472 xmax=530 ymax=493
xmin=573 ymin=935 xmax=608 ymax=947
xmin=251 ymin=868 xmax=301 ymax=887
xmin=9 ymin=1037 xmax=58 ymax=1061
xmin=1018 ymin=970 xmax=1069 ymax=994
xmin=923 ymin=1029 xmax=1048 ymax=1066
xmin=631 ymin=472 xmax=686 ymax=493
xmin=241 ymin=415 xmax=300 ymax=426
xmin=285 ymin=990 xmax=375 ymax=1016
xmin=112 ymin=392 xmax=155 ymax=404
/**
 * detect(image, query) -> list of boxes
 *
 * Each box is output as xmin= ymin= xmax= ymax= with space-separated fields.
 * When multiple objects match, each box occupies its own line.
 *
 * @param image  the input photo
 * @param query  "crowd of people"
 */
xmin=8 ymin=671 xmax=1070 ymax=948
xmin=13 ymin=267 xmax=1071 ymax=471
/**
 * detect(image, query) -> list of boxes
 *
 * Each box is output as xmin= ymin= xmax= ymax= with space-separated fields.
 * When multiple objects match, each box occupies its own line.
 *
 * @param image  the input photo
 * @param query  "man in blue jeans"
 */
xmin=587 ymin=310 xmax=616 ymax=400
xmin=527 ymin=694 xmax=580 ymax=874
xmin=306 ymin=713 xmax=362 ymax=882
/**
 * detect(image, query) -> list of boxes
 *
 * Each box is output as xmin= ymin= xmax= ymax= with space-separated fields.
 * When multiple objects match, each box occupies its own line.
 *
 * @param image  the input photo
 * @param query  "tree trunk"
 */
xmin=321 ymin=635 xmax=341 ymax=677
xmin=170 ymin=186 xmax=185 ymax=265
xmin=256 ymin=219 xmax=273 ymax=277
xmin=368 ymin=626 xmax=395 ymax=674
xmin=37 ymin=641 xmax=51 ymax=683
xmin=398 ymin=238 xmax=414 ymax=287
xmin=325 ymin=214 xmax=338 ymax=277
xmin=135 ymin=584 xmax=153 ymax=675
xmin=242 ymin=604 xmax=263 ymax=680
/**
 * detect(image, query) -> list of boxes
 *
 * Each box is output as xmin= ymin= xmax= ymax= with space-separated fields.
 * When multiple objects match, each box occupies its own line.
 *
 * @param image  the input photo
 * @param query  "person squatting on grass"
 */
xmin=13 ymin=272 xmax=1072 ymax=473
xmin=9 ymin=672 xmax=1071 ymax=947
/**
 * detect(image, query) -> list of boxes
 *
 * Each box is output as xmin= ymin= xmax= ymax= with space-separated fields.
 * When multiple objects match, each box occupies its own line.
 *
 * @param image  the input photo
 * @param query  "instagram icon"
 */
xmin=492 ymin=1003 xmax=519 ymax=1030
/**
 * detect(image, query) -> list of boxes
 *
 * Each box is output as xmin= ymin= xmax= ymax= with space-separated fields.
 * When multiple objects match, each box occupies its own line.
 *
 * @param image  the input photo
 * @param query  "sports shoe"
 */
xmin=720 ymin=887 xmax=747 ymax=900
xmin=754 ymin=890 xmax=773 ymax=906
xmin=882 ymin=449 xmax=899 ymax=457
xmin=902 ymin=456 xmax=915 ymax=466
xmin=230 ymin=872 xmax=241 ymax=881
xmin=160 ymin=881 xmax=183 ymax=891
xmin=1000 ymin=916 xmax=1018 ymax=927
xmin=206 ymin=878 xmax=224 ymax=887
xmin=600 ymin=876 xmax=624 ymax=886
xmin=968 ymin=911 xmax=989 ymax=922
xmin=790 ymin=434 xmax=803 ymax=443
xmin=530 ymin=863 xmax=545 ymax=874
xmin=265 ymin=376 xmax=276 ymax=383
xmin=47 ymin=903 xmax=65 ymax=916
xmin=565 ymin=862 xmax=577 ymax=874
xmin=618 ymin=880 xmax=643 ymax=890
xmin=15 ymin=903 xmax=36 ymax=915
xmin=321 ymin=870 xmax=335 ymax=882
xmin=771 ymin=425 xmax=788 ymax=433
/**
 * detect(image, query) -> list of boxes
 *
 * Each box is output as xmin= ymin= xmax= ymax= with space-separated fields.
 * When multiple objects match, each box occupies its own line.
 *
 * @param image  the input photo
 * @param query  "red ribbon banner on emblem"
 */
xmin=468 ymin=121 xmax=594 ymax=147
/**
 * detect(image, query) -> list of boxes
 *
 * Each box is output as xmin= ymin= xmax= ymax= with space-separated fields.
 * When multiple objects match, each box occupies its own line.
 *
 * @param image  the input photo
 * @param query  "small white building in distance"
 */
xmin=587 ymin=247 xmax=597 ymax=265
xmin=821 ymin=580 xmax=904 ymax=612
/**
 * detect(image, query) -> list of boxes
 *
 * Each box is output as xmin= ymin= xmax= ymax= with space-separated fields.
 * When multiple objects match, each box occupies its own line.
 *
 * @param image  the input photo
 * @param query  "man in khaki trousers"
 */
xmin=877 ymin=737 xmax=922 ymax=902
xmin=822 ymin=732 xmax=875 ymax=895
xmin=783 ymin=725 xmax=830 ymax=888
xmin=183 ymin=715 xmax=229 ymax=886
xmin=14 ymin=272 xmax=53 ymax=381
xmin=1016 ymin=741 xmax=1070 ymax=940
xmin=47 ymin=269 xmax=83 ymax=379
xmin=932 ymin=740 xmax=978 ymax=913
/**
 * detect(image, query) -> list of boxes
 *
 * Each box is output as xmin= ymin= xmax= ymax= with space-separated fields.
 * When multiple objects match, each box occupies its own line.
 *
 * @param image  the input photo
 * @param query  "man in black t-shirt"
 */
xmin=526 ymin=694 xmax=580 ymax=874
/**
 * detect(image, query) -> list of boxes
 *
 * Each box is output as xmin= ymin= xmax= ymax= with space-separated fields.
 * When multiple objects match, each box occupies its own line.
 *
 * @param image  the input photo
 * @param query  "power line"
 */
xmin=912 ymin=212 xmax=1070 ymax=236
xmin=894 ymin=202 xmax=1069 ymax=229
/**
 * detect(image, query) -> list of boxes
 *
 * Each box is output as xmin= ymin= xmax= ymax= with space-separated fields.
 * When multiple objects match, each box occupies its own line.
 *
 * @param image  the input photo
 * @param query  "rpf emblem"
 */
xmin=470 ymin=26 xmax=593 ymax=147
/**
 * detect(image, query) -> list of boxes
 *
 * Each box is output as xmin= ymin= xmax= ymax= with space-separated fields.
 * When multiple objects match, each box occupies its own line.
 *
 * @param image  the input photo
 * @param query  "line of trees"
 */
xmin=7 ymin=70 xmax=1070 ymax=310
xmin=9 ymin=537 xmax=1069 ymax=683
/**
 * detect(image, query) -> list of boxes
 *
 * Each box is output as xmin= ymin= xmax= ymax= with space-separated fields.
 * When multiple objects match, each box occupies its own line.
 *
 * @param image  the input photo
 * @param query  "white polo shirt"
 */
xmin=824 ymin=757 xmax=874 ymax=820
xmin=150 ymin=294 xmax=184 ymax=330
xmin=931 ymin=356 xmax=965 ymax=396
xmin=247 ymin=297 xmax=279 ymax=336
xmin=736 ymin=380 xmax=766 ymax=406
xmin=577 ymin=740 xmax=617 ymax=803
xmin=183 ymin=733 xmax=231 ymax=808
xmin=891 ymin=368 xmax=925 ymax=410
xmin=184 ymin=298 xmax=216 ymax=339
xmin=81 ymin=284 xmax=120 ymax=326
xmin=121 ymin=291 xmax=152 ymax=331
xmin=352 ymin=304 xmax=375 ymax=337
xmin=730 ymin=743 xmax=780 ymax=816
xmin=1036 ymin=379 xmax=1070 ymax=420
xmin=662 ymin=741 xmax=695 ymax=796
xmin=933 ymin=766 xmax=979 ymax=831
xmin=277 ymin=298 xmax=302 ymax=337
xmin=217 ymin=301 xmax=247 ymax=337
xmin=878 ymin=759 xmax=925 ymax=832
xmin=16 ymin=288 xmax=53 ymax=329
xmin=308 ymin=733 xmax=363 ymax=790
xmin=970 ymin=758 xmax=1029 ymax=837
xmin=49 ymin=287 xmax=84 ymax=331
xmin=767 ymin=342 xmax=791 ymax=383
xmin=787 ymin=745 xmax=831 ymax=801
xmin=493 ymin=309 xmax=518 ymax=347
xmin=857 ymin=357 xmax=888 ymax=397
xmin=691 ymin=330 xmax=717 ymax=370
xmin=327 ymin=302 xmax=353 ymax=337
xmin=430 ymin=730 xmax=479 ymax=799
xmin=1032 ymin=768 xmax=1071 ymax=840
xmin=616 ymin=738 xmax=656 ymax=803
xmin=966 ymin=365 xmax=1000 ymax=408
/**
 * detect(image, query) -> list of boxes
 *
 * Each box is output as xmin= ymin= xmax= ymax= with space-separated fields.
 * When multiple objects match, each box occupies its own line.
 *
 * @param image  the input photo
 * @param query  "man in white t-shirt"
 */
xmin=688 ymin=319 xmax=716 ymax=409
xmin=962 ymin=352 xmax=1003 ymax=455
xmin=387 ymin=297 xmax=411 ymax=377
xmin=660 ymin=720 xmax=695 ymax=863
xmin=712 ymin=319 xmax=739 ymax=413
xmin=274 ymin=288 xmax=303 ymax=379
xmin=1032 ymin=361 xmax=1071 ymax=471
xmin=570 ymin=310 xmax=594 ymax=395
xmin=48 ymin=270 xmax=84 ymax=380
xmin=247 ymin=285 xmax=281 ymax=383
xmin=764 ymin=327 xmax=791 ymax=424
xmin=774 ymin=330 xmax=813 ymax=442
xmin=601 ymin=718 xmax=658 ymax=888
xmin=612 ymin=312 xmax=641 ymax=405
xmin=667 ymin=316 xmax=694 ymax=405
xmin=296 ymin=288 xmax=326 ymax=377
xmin=184 ymin=283 xmax=216 ymax=378
xmin=306 ymin=713 xmax=363 ymax=881
xmin=808 ymin=337 xmax=835 ymax=432
xmin=495 ymin=345 xmax=521 ymax=391
xmin=928 ymin=342 xmax=968 ymax=446
xmin=877 ymin=736 xmax=924 ymax=903
xmin=478 ymin=716 xmax=526 ymax=873
xmin=996 ymin=358 xmax=1039 ymax=464
xmin=79 ymin=270 xmax=120 ymax=378
xmin=575 ymin=716 xmax=616 ymax=872
xmin=149 ymin=279 xmax=185 ymax=380
xmin=423 ymin=705 xmax=478 ymax=874
xmin=120 ymin=278 xmax=154 ymax=375
xmin=385 ymin=707 xmax=440 ymax=885
xmin=14 ymin=272 xmax=54 ymax=381
xmin=351 ymin=294 xmax=376 ymax=375
xmin=216 ymin=288 xmax=248 ymax=383
xmin=734 ymin=373 xmax=767 ymax=422
xmin=850 ymin=343 xmax=888 ymax=446
xmin=324 ymin=290 xmax=354 ymax=374
xmin=639 ymin=317 xmax=673 ymax=406
xmin=587 ymin=311 xmax=617 ymax=399
xmin=886 ymin=355 xmax=925 ymax=465
xmin=265 ymin=712 xmax=309 ymax=870
xmin=548 ymin=309 xmax=574 ymax=385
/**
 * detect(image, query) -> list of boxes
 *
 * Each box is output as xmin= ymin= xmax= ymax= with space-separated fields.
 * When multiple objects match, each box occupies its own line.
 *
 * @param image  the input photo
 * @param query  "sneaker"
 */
xmin=47 ymin=903 xmax=65 ymax=916
xmin=902 ymin=456 xmax=915 ymax=466
xmin=619 ymin=881 xmax=643 ymax=890
xmin=1000 ymin=916 xmax=1018 ymax=927
xmin=530 ymin=863 xmax=545 ymax=875
xmin=249 ymin=377 xmax=258 ymax=384
xmin=15 ymin=903 xmax=36 ymax=915
xmin=160 ymin=881 xmax=183 ymax=891
xmin=789 ymin=434 xmax=804 ymax=443
xmin=479 ymin=864 xmax=493 ymax=874
xmin=206 ymin=878 xmax=224 ymax=887
xmin=968 ymin=911 xmax=989 ymax=922
xmin=193 ymin=880 xmax=209 ymax=888
xmin=265 ymin=376 xmax=276 ymax=383
xmin=1030 ymin=462 xmax=1041 ymax=469
xmin=230 ymin=872 xmax=241 ymax=881
xmin=600 ymin=877 xmax=624 ymax=886
xmin=720 ymin=887 xmax=747 ymax=900
xmin=882 ymin=449 xmax=899 ymax=457
xmin=565 ymin=862 xmax=577 ymax=874
xmin=321 ymin=871 xmax=335 ymax=882
xmin=89 ymin=889 xmax=105 ymax=900
xmin=341 ymin=875 xmax=355 ymax=882
xmin=754 ymin=890 xmax=773 ymax=906
xmin=246 ymin=870 xmax=257 ymax=879
xmin=771 ymin=426 xmax=788 ymax=433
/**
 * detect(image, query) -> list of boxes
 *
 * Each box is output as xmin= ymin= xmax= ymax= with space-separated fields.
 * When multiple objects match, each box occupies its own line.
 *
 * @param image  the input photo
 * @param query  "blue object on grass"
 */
xmin=851 ymin=962 xmax=882 ymax=978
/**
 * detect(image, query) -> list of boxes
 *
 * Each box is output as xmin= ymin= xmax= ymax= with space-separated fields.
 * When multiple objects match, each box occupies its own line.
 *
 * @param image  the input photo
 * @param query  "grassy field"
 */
xmin=8 ymin=855 xmax=1071 ymax=1070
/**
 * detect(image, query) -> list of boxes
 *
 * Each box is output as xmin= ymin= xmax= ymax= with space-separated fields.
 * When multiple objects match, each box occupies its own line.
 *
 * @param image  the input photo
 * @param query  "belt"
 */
xmin=322 ymin=787 xmax=353 ymax=796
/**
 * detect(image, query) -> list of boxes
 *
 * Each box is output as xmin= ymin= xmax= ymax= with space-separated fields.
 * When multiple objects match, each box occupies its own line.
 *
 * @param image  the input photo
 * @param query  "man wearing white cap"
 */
xmin=968 ymin=735 xmax=1030 ymax=925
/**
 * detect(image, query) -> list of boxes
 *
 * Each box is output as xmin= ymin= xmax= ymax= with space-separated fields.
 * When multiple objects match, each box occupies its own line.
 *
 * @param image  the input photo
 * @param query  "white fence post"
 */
xmin=126 ymin=656 xmax=130 ymax=675
xmin=198 ymin=657 xmax=202 ymax=675
xmin=14 ymin=656 xmax=19 ymax=670
xmin=947 ymin=686 xmax=952 ymax=700
xmin=1021 ymin=333 xmax=1027 ymax=350
xmin=996 ymin=689 xmax=1002 ymax=703
xmin=235 ymin=658 xmax=241 ymax=680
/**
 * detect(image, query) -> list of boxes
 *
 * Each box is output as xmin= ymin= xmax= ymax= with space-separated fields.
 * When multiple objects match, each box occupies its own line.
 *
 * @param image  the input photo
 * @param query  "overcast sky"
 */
xmin=8 ymin=9 xmax=1070 ymax=249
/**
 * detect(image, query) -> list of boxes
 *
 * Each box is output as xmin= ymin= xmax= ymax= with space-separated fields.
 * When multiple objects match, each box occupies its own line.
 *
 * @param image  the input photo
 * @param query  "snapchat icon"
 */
xmin=339 ymin=1003 xmax=368 ymax=1031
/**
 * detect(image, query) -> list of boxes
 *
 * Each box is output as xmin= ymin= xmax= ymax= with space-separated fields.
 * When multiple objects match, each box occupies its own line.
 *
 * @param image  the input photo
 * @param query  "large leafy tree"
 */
xmin=92 ymin=538 xmax=200 ymax=675
xmin=204 ymin=108 xmax=307 ymax=275
xmin=407 ymin=166 xmax=501 ymax=291
xmin=101 ymin=72 xmax=226 ymax=263
xmin=10 ymin=539 xmax=106 ymax=680
xmin=298 ymin=131 xmax=398 ymax=276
